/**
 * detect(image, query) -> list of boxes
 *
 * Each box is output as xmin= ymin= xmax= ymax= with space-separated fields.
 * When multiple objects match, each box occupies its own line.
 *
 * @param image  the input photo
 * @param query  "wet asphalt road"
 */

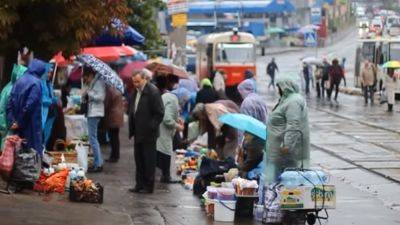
xmin=1 ymin=26 xmax=400 ymax=225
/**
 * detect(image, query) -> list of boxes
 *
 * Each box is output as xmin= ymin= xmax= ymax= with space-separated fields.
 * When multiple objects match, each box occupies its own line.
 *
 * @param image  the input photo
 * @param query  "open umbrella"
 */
xmin=146 ymin=61 xmax=189 ymax=79
xmin=76 ymin=54 xmax=124 ymax=93
xmin=302 ymin=56 xmax=323 ymax=65
xmin=382 ymin=60 xmax=400 ymax=68
xmin=119 ymin=61 xmax=148 ymax=82
xmin=218 ymin=113 xmax=267 ymax=140
xmin=266 ymin=27 xmax=286 ymax=34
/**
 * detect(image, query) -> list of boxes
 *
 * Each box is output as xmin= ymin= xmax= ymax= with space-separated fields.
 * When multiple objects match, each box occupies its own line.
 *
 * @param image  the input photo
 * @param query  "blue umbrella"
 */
xmin=77 ymin=54 xmax=124 ymax=94
xmin=218 ymin=113 xmax=267 ymax=140
xmin=94 ymin=19 xmax=145 ymax=46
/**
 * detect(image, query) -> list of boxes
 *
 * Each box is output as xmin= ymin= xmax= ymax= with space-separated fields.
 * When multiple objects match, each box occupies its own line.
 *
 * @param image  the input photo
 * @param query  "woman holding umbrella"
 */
xmin=82 ymin=66 xmax=106 ymax=172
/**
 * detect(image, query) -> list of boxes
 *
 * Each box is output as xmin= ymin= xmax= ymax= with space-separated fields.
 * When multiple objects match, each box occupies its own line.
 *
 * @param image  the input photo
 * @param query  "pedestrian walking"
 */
xmin=82 ymin=66 xmax=106 ymax=173
xmin=360 ymin=60 xmax=377 ymax=104
xmin=7 ymin=59 xmax=44 ymax=155
xmin=129 ymin=70 xmax=164 ymax=194
xmin=0 ymin=64 xmax=27 ymax=149
xmin=104 ymin=86 xmax=124 ymax=163
xmin=384 ymin=68 xmax=397 ymax=112
xmin=314 ymin=65 xmax=323 ymax=98
xmin=154 ymin=75 xmax=183 ymax=183
xmin=321 ymin=58 xmax=331 ymax=98
xmin=303 ymin=63 xmax=311 ymax=95
xmin=195 ymin=78 xmax=219 ymax=104
xmin=266 ymin=74 xmax=310 ymax=184
xmin=327 ymin=59 xmax=345 ymax=103
xmin=267 ymin=58 xmax=279 ymax=89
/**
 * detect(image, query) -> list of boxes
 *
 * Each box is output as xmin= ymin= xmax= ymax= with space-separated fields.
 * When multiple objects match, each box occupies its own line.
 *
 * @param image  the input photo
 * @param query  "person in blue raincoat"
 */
xmin=7 ymin=59 xmax=45 ymax=155
xmin=0 ymin=64 xmax=27 ymax=149
xmin=41 ymin=63 xmax=58 ymax=146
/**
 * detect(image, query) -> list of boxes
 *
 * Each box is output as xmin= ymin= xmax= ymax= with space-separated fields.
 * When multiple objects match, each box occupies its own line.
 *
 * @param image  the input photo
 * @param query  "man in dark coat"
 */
xmin=195 ymin=78 xmax=219 ymax=104
xmin=129 ymin=70 xmax=164 ymax=193
xmin=7 ymin=59 xmax=44 ymax=155
xmin=267 ymin=57 xmax=279 ymax=89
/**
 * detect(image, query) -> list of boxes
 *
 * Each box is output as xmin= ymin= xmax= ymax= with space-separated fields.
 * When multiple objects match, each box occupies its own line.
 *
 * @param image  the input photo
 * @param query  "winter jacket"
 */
xmin=196 ymin=86 xmax=219 ymax=104
xmin=329 ymin=65 xmax=344 ymax=84
xmin=104 ymin=86 xmax=124 ymax=129
xmin=128 ymin=82 xmax=164 ymax=143
xmin=86 ymin=76 xmax=106 ymax=118
xmin=360 ymin=64 xmax=376 ymax=86
xmin=157 ymin=92 xmax=179 ymax=156
xmin=384 ymin=73 xmax=397 ymax=105
xmin=7 ymin=59 xmax=44 ymax=155
xmin=266 ymin=75 xmax=310 ymax=184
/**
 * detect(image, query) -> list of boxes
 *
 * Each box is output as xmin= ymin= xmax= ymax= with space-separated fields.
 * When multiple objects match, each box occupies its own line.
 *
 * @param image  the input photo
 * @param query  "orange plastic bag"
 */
xmin=34 ymin=169 xmax=69 ymax=193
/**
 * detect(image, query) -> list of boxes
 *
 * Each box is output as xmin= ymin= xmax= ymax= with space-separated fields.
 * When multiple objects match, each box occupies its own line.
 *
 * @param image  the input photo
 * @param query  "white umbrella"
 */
xmin=302 ymin=56 xmax=323 ymax=65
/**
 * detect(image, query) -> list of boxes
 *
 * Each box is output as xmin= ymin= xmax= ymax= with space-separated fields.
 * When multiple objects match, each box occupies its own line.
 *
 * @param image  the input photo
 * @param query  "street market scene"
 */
xmin=0 ymin=0 xmax=400 ymax=225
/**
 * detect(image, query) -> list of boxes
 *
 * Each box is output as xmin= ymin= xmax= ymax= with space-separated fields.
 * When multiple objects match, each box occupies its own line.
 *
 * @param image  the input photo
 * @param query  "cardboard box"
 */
xmin=280 ymin=185 xmax=336 ymax=210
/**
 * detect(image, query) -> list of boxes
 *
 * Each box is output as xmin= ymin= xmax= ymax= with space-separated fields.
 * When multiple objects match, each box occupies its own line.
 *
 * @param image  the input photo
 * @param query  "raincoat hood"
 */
xmin=27 ymin=59 xmax=47 ymax=78
xmin=276 ymin=74 xmax=300 ymax=99
xmin=11 ymin=64 xmax=27 ymax=83
xmin=238 ymin=79 xmax=256 ymax=99
xmin=41 ymin=63 xmax=54 ymax=80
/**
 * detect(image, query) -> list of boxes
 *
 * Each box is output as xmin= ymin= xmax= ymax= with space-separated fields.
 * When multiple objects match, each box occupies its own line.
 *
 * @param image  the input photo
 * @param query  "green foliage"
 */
xmin=0 ymin=0 xmax=131 ymax=60
xmin=126 ymin=0 xmax=166 ymax=53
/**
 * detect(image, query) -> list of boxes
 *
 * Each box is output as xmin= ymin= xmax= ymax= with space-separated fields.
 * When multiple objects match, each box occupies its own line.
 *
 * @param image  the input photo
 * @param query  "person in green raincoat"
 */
xmin=265 ymin=74 xmax=310 ymax=184
xmin=0 ymin=64 xmax=27 ymax=149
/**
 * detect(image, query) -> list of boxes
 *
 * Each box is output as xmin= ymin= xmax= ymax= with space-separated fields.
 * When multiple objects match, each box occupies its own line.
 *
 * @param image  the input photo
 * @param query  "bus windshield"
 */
xmin=216 ymin=43 xmax=255 ymax=63
xmin=390 ymin=43 xmax=400 ymax=60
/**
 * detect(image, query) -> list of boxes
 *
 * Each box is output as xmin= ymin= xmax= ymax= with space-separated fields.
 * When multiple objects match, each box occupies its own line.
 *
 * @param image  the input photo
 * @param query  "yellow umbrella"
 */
xmin=382 ymin=60 xmax=400 ymax=68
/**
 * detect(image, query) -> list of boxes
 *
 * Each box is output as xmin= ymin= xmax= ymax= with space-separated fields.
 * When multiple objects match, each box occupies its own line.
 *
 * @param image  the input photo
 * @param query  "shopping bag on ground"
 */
xmin=263 ymin=183 xmax=283 ymax=224
xmin=0 ymin=135 xmax=22 ymax=180
xmin=12 ymin=143 xmax=41 ymax=183
xmin=76 ymin=142 xmax=88 ymax=172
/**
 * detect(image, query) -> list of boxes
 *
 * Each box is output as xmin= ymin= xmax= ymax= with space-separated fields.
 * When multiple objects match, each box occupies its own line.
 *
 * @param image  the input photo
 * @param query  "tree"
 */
xmin=0 ymin=0 xmax=130 ymax=82
xmin=127 ymin=0 xmax=165 ymax=54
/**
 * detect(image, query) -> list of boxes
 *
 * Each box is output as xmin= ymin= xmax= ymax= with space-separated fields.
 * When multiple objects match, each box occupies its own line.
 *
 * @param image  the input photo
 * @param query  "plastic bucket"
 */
xmin=214 ymin=200 xmax=236 ymax=222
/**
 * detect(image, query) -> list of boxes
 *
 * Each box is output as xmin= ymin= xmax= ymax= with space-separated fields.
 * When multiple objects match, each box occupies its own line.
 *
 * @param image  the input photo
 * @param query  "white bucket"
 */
xmin=214 ymin=200 xmax=236 ymax=222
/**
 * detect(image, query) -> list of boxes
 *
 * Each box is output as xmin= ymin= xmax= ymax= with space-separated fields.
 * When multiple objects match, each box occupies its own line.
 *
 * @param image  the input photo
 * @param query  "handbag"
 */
xmin=0 ymin=136 xmax=22 ymax=180
xmin=12 ymin=142 xmax=41 ymax=183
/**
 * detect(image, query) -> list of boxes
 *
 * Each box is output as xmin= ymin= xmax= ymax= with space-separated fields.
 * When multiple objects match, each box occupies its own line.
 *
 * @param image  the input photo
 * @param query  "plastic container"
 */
xmin=253 ymin=204 xmax=264 ymax=222
xmin=217 ymin=188 xmax=235 ymax=201
xmin=214 ymin=200 xmax=236 ymax=222
xmin=207 ymin=186 xmax=218 ymax=199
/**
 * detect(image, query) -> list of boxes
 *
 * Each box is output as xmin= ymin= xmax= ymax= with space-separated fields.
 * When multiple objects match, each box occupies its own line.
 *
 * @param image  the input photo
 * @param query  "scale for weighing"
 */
xmin=280 ymin=185 xmax=336 ymax=210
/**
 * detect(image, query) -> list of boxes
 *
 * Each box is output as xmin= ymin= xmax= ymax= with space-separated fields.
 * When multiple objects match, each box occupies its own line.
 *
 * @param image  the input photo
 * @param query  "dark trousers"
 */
xmin=134 ymin=141 xmax=157 ymax=191
xmin=268 ymin=74 xmax=275 ymax=89
xmin=108 ymin=128 xmax=120 ymax=160
xmin=321 ymin=79 xmax=328 ymax=98
xmin=304 ymin=75 xmax=310 ymax=94
xmin=156 ymin=151 xmax=171 ymax=180
xmin=363 ymin=85 xmax=374 ymax=103
xmin=328 ymin=82 xmax=340 ymax=100
xmin=316 ymin=81 xmax=321 ymax=98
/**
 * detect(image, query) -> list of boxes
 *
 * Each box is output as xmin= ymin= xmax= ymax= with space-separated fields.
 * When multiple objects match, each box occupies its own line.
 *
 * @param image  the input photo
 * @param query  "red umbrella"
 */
xmin=119 ymin=61 xmax=148 ymax=81
xmin=52 ymin=46 xmax=137 ymax=66
xmin=146 ymin=61 xmax=188 ymax=79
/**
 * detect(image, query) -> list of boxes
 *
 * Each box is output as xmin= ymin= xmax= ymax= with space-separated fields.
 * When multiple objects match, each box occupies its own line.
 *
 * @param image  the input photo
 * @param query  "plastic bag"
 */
xmin=0 ymin=136 xmax=21 ymax=179
xmin=76 ymin=143 xmax=88 ymax=172
xmin=380 ymin=89 xmax=388 ymax=104
xmin=12 ymin=143 xmax=41 ymax=182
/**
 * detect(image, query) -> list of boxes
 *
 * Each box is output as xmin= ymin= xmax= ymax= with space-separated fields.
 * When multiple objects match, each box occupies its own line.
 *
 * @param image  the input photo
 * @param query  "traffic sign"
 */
xmin=167 ymin=0 xmax=188 ymax=15
xmin=304 ymin=32 xmax=317 ymax=47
